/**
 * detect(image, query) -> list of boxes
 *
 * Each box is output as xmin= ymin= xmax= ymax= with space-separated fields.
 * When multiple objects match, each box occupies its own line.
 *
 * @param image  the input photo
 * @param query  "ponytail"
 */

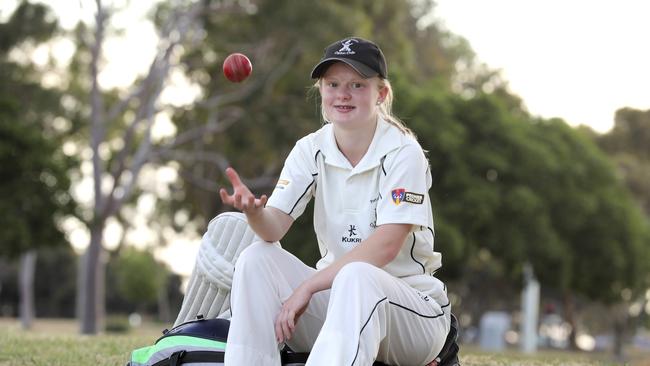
xmin=376 ymin=79 xmax=416 ymax=138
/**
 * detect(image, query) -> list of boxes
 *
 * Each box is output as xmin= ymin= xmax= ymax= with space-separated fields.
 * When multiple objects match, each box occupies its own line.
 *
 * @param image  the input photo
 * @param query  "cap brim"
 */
xmin=310 ymin=58 xmax=378 ymax=79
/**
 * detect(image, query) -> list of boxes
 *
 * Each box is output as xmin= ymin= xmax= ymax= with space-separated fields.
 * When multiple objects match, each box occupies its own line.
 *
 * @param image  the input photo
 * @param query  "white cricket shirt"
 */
xmin=267 ymin=118 xmax=445 ymax=298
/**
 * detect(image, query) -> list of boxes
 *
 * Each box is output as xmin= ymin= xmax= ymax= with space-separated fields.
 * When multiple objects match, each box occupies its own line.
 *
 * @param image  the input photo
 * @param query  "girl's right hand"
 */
xmin=219 ymin=167 xmax=268 ymax=216
xmin=275 ymin=285 xmax=312 ymax=343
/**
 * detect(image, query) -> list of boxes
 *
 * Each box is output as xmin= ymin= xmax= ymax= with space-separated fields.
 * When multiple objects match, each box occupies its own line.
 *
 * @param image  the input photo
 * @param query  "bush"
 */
xmin=105 ymin=315 xmax=130 ymax=334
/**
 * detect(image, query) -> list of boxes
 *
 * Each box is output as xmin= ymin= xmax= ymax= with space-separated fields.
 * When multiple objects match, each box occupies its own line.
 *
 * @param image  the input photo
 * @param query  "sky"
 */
xmin=433 ymin=0 xmax=650 ymax=133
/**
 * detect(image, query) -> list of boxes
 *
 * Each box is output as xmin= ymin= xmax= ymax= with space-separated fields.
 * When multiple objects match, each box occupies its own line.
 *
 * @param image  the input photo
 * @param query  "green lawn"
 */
xmin=0 ymin=318 xmax=162 ymax=366
xmin=0 ymin=318 xmax=647 ymax=365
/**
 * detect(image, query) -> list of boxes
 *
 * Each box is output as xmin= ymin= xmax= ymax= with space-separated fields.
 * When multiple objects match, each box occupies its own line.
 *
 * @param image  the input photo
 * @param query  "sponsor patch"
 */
xmin=404 ymin=192 xmax=424 ymax=204
xmin=392 ymin=188 xmax=424 ymax=205
xmin=341 ymin=224 xmax=362 ymax=244
xmin=275 ymin=179 xmax=290 ymax=190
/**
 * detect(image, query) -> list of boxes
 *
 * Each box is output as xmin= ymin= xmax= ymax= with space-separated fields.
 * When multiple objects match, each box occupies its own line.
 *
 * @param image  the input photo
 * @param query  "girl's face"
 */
xmin=320 ymin=62 xmax=387 ymax=130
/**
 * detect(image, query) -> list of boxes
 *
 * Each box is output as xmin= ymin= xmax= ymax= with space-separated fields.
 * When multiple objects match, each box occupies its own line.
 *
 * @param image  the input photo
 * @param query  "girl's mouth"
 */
xmin=335 ymin=105 xmax=355 ymax=112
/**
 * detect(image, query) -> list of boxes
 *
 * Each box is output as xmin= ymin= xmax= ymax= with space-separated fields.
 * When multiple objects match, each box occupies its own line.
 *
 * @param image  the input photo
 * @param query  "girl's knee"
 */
xmin=333 ymin=261 xmax=380 ymax=285
xmin=236 ymin=241 xmax=275 ymax=267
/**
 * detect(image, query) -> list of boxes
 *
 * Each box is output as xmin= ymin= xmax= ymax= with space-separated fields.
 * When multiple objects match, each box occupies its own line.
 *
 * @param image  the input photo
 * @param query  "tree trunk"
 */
xmin=612 ymin=303 xmax=628 ymax=362
xmin=19 ymin=250 xmax=37 ymax=329
xmin=158 ymin=275 xmax=171 ymax=324
xmin=563 ymin=290 xmax=578 ymax=350
xmin=79 ymin=223 xmax=105 ymax=334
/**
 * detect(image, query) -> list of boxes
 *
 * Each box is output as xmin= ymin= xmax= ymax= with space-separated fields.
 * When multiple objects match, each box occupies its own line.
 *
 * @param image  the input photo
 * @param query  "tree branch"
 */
xmin=151 ymin=149 xmax=230 ymax=170
xmin=161 ymin=106 xmax=244 ymax=151
xmin=90 ymin=0 xmax=107 ymax=215
xmin=101 ymin=2 xmax=204 ymax=220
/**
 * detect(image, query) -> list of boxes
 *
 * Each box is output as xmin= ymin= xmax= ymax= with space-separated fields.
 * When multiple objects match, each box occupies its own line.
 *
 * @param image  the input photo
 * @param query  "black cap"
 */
xmin=311 ymin=37 xmax=387 ymax=79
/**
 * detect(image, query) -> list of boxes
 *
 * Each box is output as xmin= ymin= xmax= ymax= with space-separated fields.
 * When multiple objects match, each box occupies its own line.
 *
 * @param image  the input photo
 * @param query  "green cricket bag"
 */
xmin=126 ymin=316 xmax=230 ymax=366
xmin=127 ymin=314 xmax=460 ymax=366
xmin=126 ymin=316 xmax=309 ymax=366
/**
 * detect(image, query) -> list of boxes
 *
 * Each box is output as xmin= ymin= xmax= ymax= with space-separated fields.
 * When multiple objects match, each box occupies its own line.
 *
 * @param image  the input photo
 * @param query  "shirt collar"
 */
xmin=319 ymin=118 xmax=403 ymax=174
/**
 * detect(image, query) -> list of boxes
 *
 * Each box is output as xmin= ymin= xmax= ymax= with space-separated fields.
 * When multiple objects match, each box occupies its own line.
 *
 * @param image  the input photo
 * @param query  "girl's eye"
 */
xmin=351 ymin=82 xmax=363 ymax=89
xmin=326 ymin=82 xmax=338 ymax=88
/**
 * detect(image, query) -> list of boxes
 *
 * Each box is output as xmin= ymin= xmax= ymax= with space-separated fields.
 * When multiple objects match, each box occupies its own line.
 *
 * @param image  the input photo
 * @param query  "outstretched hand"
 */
xmin=219 ymin=167 xmax=268 ymax=216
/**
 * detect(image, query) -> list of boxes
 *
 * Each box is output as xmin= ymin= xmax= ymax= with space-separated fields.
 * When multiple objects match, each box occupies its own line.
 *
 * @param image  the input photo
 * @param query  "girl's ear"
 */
xmin=378 ymin=84 xmax=389 ymax=103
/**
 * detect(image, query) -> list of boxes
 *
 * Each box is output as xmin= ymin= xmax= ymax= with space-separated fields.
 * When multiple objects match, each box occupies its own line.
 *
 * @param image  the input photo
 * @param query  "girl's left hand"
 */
xmin=275 ymin=285 xmax=312 ymax=343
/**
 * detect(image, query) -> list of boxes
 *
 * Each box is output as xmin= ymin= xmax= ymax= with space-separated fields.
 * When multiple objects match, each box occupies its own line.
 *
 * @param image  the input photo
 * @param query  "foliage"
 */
xmin=599 ymin=108 xmax=650 ymax=161
xmin=104 ymin=314 xmax=131 ymax=333
xmin=0 ymin=1 xmax=74 ymax=258
xmin=596 ymin=108 xmax=650 ymax=214
xmin=592 ymin=107 xmax=650 ymax=300
xmin=0 ymin=1 xmax=57 ymax=53
xmin=105 ymin=246 xmax=184 ymax=319
xmin=0 ymin=117 xmax=73 ymax=257
xmin=531 ymin=119 xmax=648 ymax=302
xmin=33 ymin=246 xmax=78 ymax=317
xmin=111 ymin=248 xmax=168 ymax=310
xmin=399 ymin=83 xmax=650 ymax=303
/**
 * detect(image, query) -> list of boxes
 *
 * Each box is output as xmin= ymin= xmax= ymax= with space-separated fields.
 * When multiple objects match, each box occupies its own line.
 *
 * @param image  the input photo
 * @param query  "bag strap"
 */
xmin=281 ymin=351 xmax=309 ymax=364
xmin=151 ymin=350 xmax=224 ymax=366
xmin=431 ymin=313 xmax=461 ymax=366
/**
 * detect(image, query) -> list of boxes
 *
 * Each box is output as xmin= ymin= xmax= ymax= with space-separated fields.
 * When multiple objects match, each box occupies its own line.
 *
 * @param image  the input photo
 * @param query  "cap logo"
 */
xmin=335 ymin=39 xmax=357 ymax=55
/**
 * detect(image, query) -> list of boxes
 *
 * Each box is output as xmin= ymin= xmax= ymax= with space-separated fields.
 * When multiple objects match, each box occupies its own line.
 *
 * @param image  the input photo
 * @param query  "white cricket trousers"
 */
xmin=224 ymin=242 xmax=451 ymax=366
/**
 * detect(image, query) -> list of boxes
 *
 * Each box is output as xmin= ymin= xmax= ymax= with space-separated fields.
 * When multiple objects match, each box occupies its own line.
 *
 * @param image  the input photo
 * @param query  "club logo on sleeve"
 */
xmin=391 ymin=188 xmax=424 ymax=205
xmin=391 ymin=188 xmax=406 ymax=204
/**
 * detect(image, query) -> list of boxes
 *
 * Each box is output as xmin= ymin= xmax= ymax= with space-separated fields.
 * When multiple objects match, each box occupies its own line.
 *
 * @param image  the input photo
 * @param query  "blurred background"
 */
xmin=0 ymin=0 xmax=649 ymax=362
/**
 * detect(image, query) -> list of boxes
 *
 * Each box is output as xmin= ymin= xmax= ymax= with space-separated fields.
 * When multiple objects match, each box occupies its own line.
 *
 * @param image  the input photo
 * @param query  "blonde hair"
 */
xmin=376 ymin=78 xmax=416 ymax=138
xmin=314 ymin=77 xmax=417 ymax=138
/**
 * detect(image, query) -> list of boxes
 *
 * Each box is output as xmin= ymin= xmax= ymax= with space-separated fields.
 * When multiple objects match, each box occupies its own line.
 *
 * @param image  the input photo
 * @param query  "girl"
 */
xmin=221 ymin=37 xmax=450 ymax=366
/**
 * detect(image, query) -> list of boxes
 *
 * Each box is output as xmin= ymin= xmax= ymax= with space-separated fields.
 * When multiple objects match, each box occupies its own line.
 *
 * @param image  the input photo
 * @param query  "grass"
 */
xmin=1 ymin=318 xmax=649 ymax=365
xmin=0 ymin=318 xmax=161 ymax=366
xmin=459 ymin=345 xmax=647 ymax=366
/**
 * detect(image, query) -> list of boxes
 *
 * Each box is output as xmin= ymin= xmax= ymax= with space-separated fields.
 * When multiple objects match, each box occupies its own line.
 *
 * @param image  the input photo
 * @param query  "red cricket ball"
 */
xmin=223 ymin=53 xmax=252 ymax=83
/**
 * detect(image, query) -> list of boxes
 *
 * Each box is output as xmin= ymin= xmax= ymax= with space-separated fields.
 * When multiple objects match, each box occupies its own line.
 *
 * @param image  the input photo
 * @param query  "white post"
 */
xmin=521 ymin=262 xmax=540 ymax=353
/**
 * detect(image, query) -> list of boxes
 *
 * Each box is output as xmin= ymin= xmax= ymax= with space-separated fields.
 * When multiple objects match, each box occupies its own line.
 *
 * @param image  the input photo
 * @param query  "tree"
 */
xmin=399 ymin=72 xmax=650 ymax=351
xmin=112 ymin=248 xmax=168 ymax=312
xmin=60 ymin=0 xmax=303 ymax=334
xmin=0 ymin=1 xmax=74 ymax=329
xmin=0 ymin=107 xmax=72 ymax=256
xmin=0 ymin=1 xmax=72 ymax=257
xmin=591 ymin=107 xmax=650 ymax=356
xmin=597 ymin=108 xmax=650 ymax=213
xmin=62 ymin=0 xmax=208 ymax=334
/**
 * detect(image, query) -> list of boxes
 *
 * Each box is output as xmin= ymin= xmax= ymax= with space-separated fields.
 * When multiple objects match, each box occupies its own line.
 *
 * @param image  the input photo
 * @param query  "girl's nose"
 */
xmin=337 ymin=87 xmax=351 ymax=100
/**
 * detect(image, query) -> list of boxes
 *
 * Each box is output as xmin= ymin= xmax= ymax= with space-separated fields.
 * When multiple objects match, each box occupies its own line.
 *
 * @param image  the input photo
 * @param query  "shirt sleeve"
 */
xmin=266 ymin=139 xmax=317 ymax=220
xmin=376 ymin=143 xmax=431 ymax=227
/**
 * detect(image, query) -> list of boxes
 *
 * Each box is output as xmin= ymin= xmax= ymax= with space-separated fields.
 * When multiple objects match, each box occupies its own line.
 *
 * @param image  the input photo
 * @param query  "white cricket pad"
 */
xmin=173 ymin=212 xmax=260 ymax=326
